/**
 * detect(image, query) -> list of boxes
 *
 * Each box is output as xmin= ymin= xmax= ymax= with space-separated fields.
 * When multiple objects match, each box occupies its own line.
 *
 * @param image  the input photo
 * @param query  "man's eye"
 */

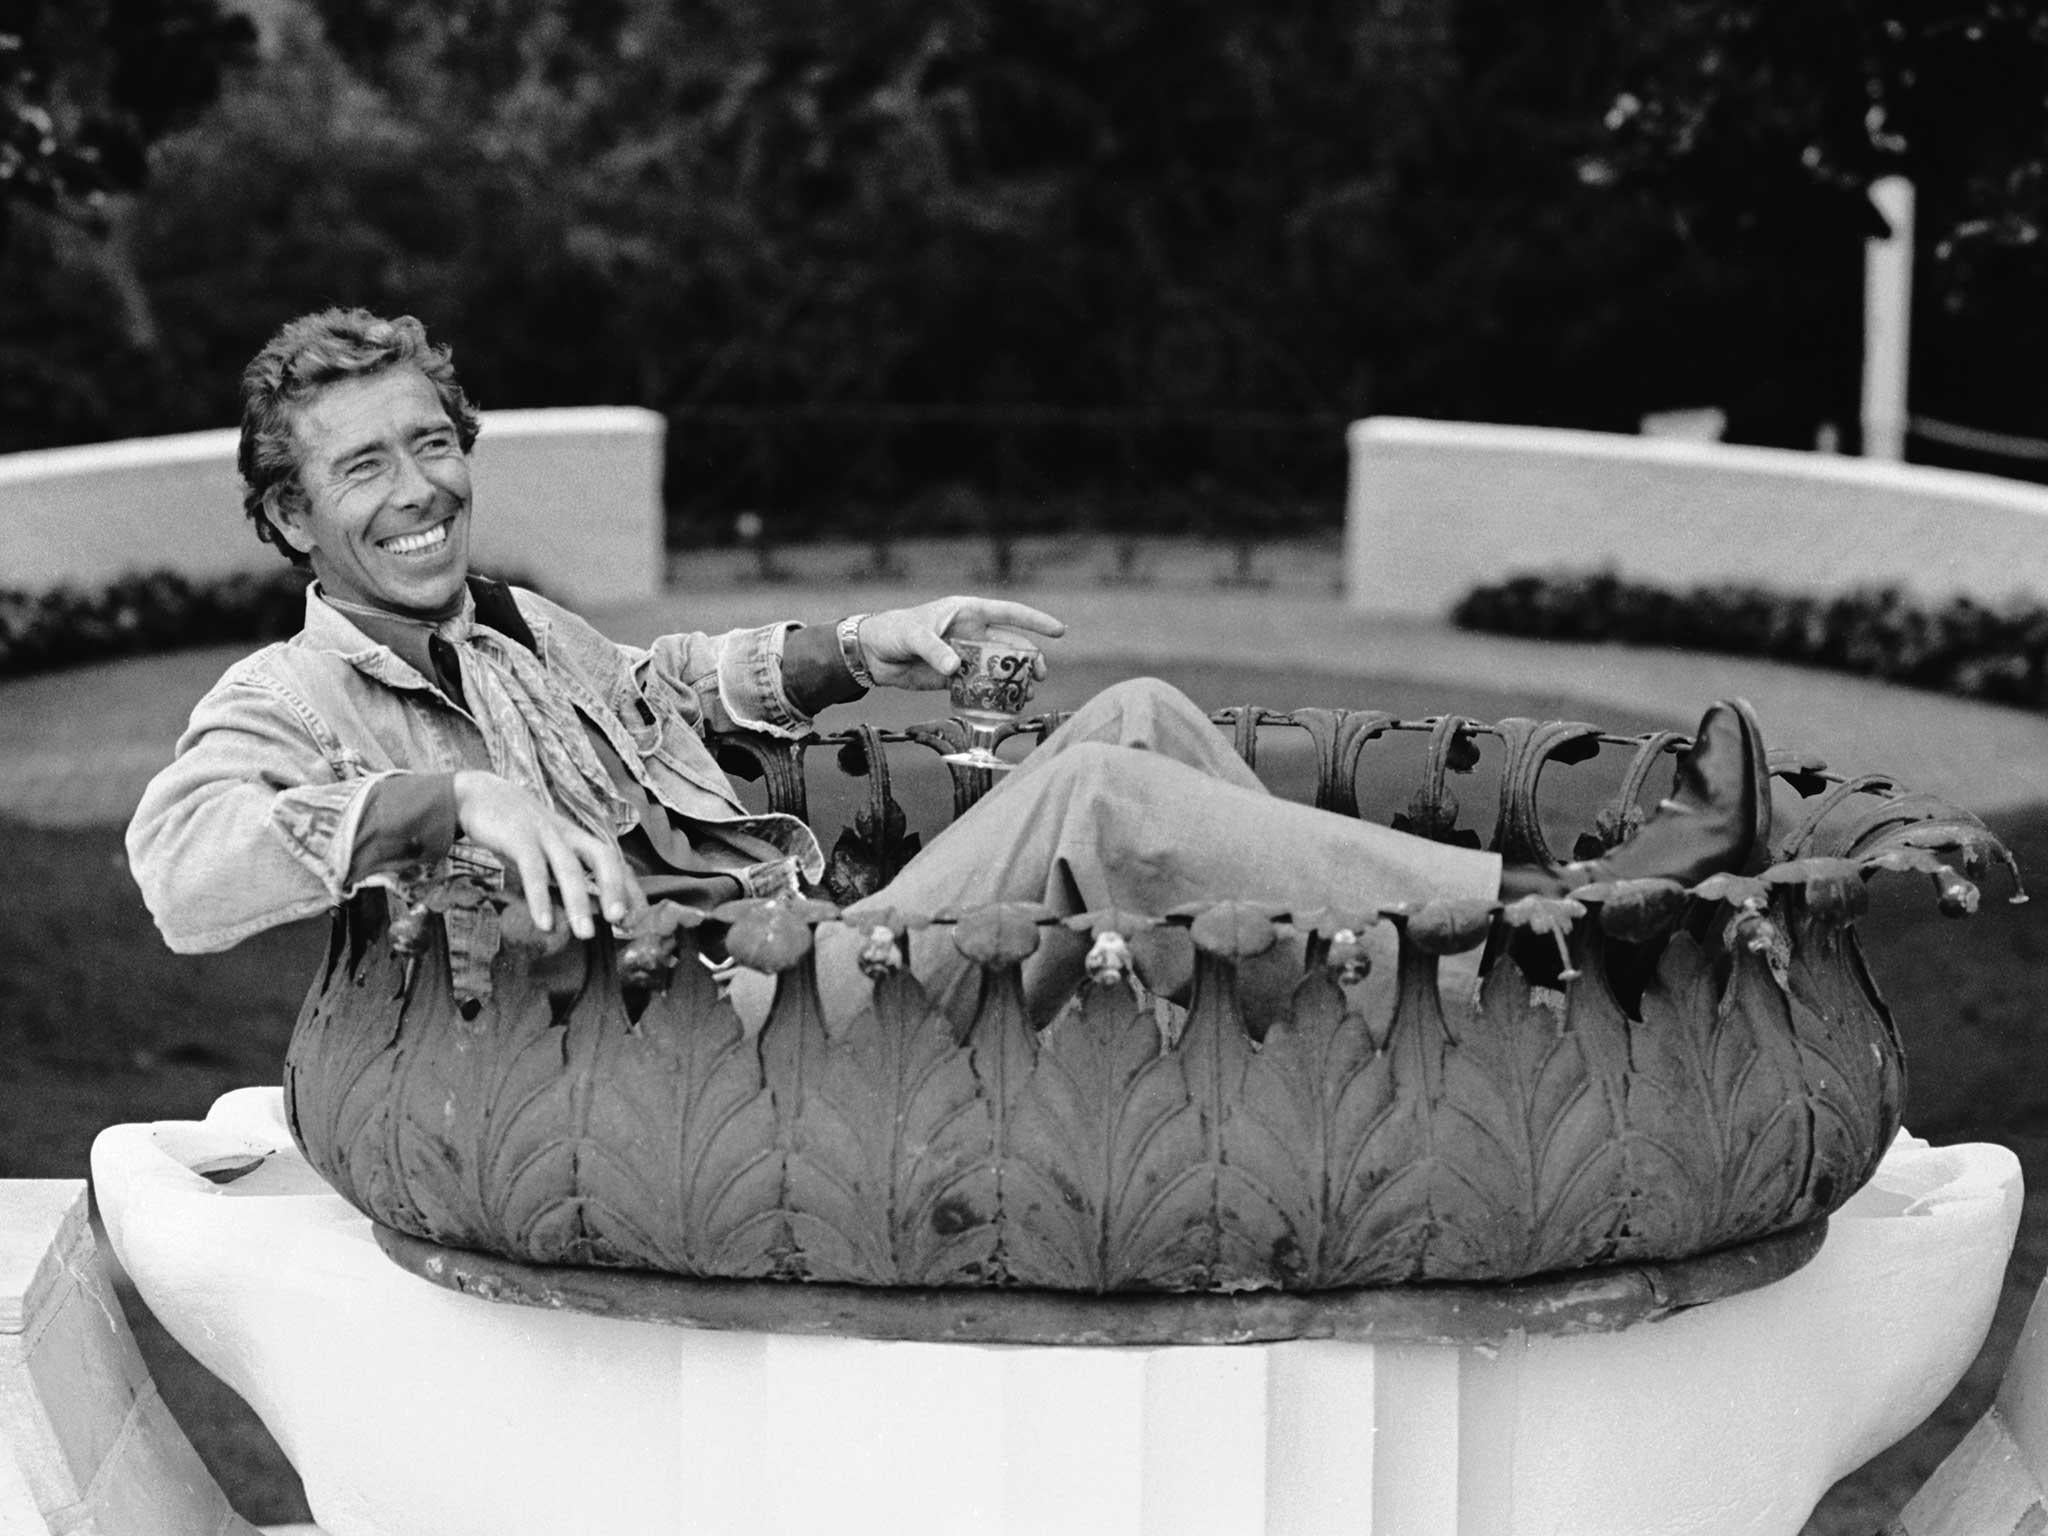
xmin=343 ymin=458 xmax=383 ymax=480
xmin=419 ymin=434 xmax=457 ymax=456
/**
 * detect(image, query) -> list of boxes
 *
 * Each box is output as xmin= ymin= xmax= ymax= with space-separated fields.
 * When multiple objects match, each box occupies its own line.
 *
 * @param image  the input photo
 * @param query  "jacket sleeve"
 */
xmin=125 ymin=663 xmax=409 ymax=952
xmin=516 ymin=586 xmax=813 ymax=742
xmin=636 ymin=620 xmax=812 ymax=740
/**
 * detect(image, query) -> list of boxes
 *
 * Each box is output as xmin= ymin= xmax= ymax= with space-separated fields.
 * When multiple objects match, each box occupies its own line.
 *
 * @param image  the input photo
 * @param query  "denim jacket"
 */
xmin=126 ymin=583 xmax=824 ymax=960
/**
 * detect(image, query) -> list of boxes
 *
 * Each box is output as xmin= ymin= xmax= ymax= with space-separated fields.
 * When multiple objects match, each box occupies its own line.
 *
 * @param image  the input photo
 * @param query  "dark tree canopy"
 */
xmin=0 ymin=0 xmax=253 ymax=222
xmin=1 ymin=0 xmax=2042 ymax=523
xmin=1596 ymin=0 xmax=2048 ymax=441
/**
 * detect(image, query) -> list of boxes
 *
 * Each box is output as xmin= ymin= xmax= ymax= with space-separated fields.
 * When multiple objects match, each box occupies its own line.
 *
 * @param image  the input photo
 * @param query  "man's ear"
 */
xmin=265 ymin=486 xmax=317 ymax=558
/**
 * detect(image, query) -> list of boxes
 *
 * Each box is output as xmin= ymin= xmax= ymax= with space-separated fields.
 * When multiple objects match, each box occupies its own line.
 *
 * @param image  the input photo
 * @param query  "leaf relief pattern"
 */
xmin=823 ymin=966 xmax=993 ymax=1286
xmin=284 ymin=707 xmax=1986 ymax=1295
xmin=1017 ymin=978 xmax=1201 ymax=1290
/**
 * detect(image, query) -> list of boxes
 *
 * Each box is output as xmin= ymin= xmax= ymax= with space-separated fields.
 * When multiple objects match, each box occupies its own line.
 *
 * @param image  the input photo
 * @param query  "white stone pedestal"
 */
xmin=0 ymin=1178 xmax=262 ymax=1535
xmin=91 ymin=1089 xmax=2022 ymax=1536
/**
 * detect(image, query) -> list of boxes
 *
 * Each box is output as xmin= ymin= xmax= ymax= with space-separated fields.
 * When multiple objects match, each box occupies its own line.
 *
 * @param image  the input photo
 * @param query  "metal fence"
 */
xmin=662 ymin=405 xmax=1353 ymax=548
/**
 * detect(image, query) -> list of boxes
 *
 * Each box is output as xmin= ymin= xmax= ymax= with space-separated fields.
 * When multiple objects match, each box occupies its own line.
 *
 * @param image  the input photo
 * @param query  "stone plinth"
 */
xmin=92 ymin=1088 xmax=2022 ymax=1536
xmin=0 ymin=1178 xmax=261 ymax=1535
xmin=1898 ymin=1226 xmax=2048 ymax=1533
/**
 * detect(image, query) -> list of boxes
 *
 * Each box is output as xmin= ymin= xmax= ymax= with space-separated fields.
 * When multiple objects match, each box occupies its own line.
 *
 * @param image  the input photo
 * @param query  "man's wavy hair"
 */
xmin=239 ymin=308 xmax=483 ymax=565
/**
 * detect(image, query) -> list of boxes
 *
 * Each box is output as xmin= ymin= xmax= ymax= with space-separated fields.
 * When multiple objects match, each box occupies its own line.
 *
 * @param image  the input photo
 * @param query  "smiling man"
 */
xmin=127 ymin=307 xmax=1078 ymax=960
xmin=127 ymin=306 xmax=1772 ymax=1026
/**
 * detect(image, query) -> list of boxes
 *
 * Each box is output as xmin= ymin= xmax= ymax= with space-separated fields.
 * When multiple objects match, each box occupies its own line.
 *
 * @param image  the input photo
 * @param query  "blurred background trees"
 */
xmin=1 ymin=0 xmax=253 ymax=441
xmin=1596 ymin=0 xmax=2048 ymax=459
xmin=3 ymin=0 xmax=2043 ymax=541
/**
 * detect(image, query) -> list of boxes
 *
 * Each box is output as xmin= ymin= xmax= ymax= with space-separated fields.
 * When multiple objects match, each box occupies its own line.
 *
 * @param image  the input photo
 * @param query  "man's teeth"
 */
xmin=382 ymin=524 xmax=448 ymax=555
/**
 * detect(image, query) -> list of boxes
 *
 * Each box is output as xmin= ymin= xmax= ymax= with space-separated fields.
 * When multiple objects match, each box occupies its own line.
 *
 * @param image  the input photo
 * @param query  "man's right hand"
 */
xmin=452 ymin=771 xmax=643 ymax=940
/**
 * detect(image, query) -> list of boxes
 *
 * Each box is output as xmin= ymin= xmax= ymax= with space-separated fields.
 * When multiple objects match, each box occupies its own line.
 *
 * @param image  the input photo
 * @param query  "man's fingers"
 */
xmin=912 ymin=628 xmax=965 ymax=676
xmin=584 ymin=838 xmax=643 ymax=925
xmin=542 ymin=830 xmax=599 ymax=940
xmin=511 ymin=845 xmax=558 ymax=933
xmin=453 ymin=772 xmax=638 ymax=938
xmin=953 ymin=599 xmax=1066 ymax=641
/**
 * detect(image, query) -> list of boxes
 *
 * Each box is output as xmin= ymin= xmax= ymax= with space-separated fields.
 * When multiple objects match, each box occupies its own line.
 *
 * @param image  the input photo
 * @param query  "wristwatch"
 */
xmin=836 ymin=613 xmax=875 ymax=690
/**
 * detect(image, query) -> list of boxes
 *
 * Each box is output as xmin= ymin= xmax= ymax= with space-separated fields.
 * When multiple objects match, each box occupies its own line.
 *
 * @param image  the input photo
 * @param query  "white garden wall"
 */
xmin=0 ymin=407 xmax=666 ymax=608
xmin=1345 ymin=416 xmax=2048 ymax=618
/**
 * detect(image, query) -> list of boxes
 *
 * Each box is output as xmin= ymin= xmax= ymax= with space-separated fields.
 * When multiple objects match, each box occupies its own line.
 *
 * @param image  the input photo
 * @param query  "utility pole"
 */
xmin=1862 ymin=177 xmax=1915 ymax=462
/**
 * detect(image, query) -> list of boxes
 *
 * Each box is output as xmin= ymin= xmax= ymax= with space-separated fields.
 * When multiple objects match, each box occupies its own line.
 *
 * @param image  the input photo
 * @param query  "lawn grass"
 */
xmin=2 ymin=658 xmax=2041 ymax=1531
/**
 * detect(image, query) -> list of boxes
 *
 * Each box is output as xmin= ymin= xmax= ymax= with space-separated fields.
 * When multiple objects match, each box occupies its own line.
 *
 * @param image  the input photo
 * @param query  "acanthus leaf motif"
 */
xmin=1015 ymin=978 xmax=1199 ymax=1290
xmin=1320 ymin=932 xmax=1437 ymax=1285
xmin=1783 ymin=913 xmax=1905 ymax=1214
xmin=1622 ymin=933 xmax=1740 ymax=1253
xmin=1177 ymin=944 xmax=1317 ymax=1291
xmin=581 ymin=934 xmax=778 ymax=1277
xmin=963 ymin=949 xmax=1061 ymax=1286
xmin=1440 ymin=959 xmax=1622 ymax=1279
xmin=760 ymin=943 xmax=887 ymax=1282
xmin=829 ymin=966 xmax=994 ymax=1286
xmin=1708 ymin=931 xmax=1820 ymax=1242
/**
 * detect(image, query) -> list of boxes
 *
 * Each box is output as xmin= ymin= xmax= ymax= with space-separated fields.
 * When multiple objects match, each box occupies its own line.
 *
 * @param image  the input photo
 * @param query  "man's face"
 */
xmin=274 ymin=365 xmax=473 ymax=617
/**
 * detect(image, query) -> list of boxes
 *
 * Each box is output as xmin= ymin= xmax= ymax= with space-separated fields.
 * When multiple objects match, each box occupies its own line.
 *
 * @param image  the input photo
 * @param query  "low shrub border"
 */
xmin=0 ymin=568 xmax=313 ymax=679
xmin=1453 ymin=571 xmax=2048 ymax=710
xmin=0 ymin=566 xmax=549 ymax=680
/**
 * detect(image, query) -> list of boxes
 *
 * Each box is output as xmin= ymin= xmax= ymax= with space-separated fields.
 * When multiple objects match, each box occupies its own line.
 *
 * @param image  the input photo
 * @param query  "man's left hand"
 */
xmin=856 ymin=597 xmax=1065 ymax=691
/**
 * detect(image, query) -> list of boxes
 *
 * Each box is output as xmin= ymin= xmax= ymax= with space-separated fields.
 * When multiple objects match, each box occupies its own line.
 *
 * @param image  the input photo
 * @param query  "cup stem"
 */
xmin=942 ymin=719 xmax=1014 ymax=772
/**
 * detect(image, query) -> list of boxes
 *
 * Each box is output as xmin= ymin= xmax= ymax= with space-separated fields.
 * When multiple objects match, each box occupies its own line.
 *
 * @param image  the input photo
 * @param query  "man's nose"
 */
xmin=389 ymin=448 xmax=434 ymax=508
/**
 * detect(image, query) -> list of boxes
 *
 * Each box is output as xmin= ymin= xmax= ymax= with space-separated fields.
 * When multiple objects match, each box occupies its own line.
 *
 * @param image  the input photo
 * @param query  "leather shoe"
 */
xmin=1564 ymin=698 xmax=1772 ymax=889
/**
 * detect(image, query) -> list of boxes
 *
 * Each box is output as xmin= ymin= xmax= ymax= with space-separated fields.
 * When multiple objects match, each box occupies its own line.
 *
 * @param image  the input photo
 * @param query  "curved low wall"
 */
xmin=1345 ymin=417 xmax=2048 ymax=618
xmin=0 ymin=407 xmax=665 ymax=608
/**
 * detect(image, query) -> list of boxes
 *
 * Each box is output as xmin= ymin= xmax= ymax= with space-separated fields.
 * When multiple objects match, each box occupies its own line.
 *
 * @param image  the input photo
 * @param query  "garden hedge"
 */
xmin=1454 ymin=572 xmax=2048 ymax=709
xmin=0 ymin=566 xmax=543 ymax=680
xmin=0 ymin=568 xmax=311 ymax=679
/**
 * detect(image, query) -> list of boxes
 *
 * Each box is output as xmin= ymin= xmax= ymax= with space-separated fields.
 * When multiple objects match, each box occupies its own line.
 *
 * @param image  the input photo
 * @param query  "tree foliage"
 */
xmin=1596 ymin=0 xmax=2048 ymax=438
xmin=1 ymin=0 xmax=2043 ymax=525
xmin=1599 ymin=2 xmax=2046 ymax=263
xmin=0 ymin=0 xmax=253 ymax=223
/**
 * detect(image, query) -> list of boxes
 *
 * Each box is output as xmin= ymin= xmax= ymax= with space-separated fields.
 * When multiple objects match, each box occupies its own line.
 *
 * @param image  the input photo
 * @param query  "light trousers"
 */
xmin=732 ymin=678 xmax=1501 ymax=1027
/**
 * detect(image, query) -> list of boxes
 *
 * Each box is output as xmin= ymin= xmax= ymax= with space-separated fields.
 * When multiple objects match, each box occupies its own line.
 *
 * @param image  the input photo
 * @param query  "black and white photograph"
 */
xmin=3 ymin=3 xmax=2047 ymax=1532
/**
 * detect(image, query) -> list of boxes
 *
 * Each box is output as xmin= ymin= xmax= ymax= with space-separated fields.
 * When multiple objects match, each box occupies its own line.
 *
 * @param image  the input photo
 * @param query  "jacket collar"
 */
xmin=296 ymin=578 xmax=555 ymax=696
xmin=296 ymin=581 xmax=454 ymax=695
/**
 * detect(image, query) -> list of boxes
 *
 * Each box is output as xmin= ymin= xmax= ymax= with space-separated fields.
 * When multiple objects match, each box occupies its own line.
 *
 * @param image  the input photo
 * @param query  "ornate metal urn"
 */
xmin=283 ymin=707 xmax=2019 ymax=1301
